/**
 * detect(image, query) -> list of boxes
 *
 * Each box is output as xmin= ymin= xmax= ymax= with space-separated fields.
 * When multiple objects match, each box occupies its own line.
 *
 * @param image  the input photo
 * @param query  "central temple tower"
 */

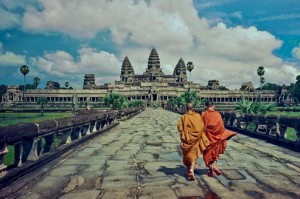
xmin=143 ymin=48 xmax=165 ymax=77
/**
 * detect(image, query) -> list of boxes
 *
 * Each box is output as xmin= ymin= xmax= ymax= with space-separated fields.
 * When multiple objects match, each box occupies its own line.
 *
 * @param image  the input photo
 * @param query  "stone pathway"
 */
xmin=2 ymin=108 xmax=300 ymax=199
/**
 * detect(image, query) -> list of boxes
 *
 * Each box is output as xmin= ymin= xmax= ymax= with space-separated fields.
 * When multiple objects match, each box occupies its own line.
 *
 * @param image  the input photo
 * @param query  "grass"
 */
xmin=0 ymin=112 xmax=72 ymax=126
xmin=266 ymin=111 xmax=298 ymax=141
xmin=266 ymin=111 xmax=300 ymax=117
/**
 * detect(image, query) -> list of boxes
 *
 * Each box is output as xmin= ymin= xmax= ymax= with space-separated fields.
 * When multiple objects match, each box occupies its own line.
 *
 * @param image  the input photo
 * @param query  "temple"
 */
xmin=1 ymin=48 xmax=286 ymax=109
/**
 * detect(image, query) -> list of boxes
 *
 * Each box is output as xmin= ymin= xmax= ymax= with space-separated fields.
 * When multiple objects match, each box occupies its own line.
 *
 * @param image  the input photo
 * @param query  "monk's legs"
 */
xmin=212 ymin=160 xmax=222 ymax=176
xmin=188 ymin=161 xmax=196 ymax=181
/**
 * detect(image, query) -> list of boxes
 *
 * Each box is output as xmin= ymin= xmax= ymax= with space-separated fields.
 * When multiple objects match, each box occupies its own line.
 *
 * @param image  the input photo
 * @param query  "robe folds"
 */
xmin=178 ymin=111 xmax=211 ymax=167
xmin=201 ymin=110 xmax=237 ymax=167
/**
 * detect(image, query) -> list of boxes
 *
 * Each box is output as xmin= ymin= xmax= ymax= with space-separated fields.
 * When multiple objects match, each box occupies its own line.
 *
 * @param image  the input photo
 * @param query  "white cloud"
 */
xmin=231 ymin=11 xmax=242 ymax=19
xmin=0 ymin=42 xmax=26 ymax=66
xmin=292 ymin=45 xmax=300 ymax=60
xmin=20 ymin=0 xmax=300 ymax=89
xmin=30 ymin=47 xmax=122 ymax=87
xmin=0 ymin=7 xmax=21 ymax=29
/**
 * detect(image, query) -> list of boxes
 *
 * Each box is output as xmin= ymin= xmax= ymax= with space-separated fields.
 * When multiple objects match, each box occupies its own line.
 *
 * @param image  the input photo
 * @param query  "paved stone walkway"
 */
xmin=2 ymin=108 xmax=300 ymax=199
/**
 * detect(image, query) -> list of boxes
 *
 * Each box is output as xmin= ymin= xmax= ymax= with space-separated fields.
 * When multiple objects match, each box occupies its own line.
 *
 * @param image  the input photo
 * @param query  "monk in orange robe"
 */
xmin=201 ymin=101 xmax=237 ymax=177
xmin=178 ymin=103 xmax=210 ymax=180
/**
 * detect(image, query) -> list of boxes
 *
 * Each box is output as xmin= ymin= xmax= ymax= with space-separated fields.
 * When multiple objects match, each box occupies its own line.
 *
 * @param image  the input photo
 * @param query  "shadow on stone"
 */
xmin=157 ymin=165 xmax=207 ymax=179
xmin=178 ymin=191 xmax=220 ymax=199
xmin=157 ymin=165 xmax=186 ymax=178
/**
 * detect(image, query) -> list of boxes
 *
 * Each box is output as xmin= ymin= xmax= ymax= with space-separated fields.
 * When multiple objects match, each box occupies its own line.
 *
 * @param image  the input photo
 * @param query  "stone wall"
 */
xmin=166 ymin=107 xmax=300 ymax=150
xmin=0 ymin=107 xmax=145 ymax=187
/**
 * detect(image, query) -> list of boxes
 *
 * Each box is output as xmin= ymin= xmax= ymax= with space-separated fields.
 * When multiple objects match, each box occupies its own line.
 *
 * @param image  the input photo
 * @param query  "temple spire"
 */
xmin=173 ymin=58 xmax=187 ymax=82
xmin=144 ymin=47 xmax=164 ymax=76
xmin=120 ymin=56 xmax=135 ymax=82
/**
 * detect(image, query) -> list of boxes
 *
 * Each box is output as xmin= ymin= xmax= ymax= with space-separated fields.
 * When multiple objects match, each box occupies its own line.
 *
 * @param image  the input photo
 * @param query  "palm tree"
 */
xmin=260 ymin=77 xmax=265 ymax=86
xmin=257 ymin=66 xmax=265 ymax=76
xmin=37 ymin=97 xmax=48 ymax=116
xmin=65 ymin=81 xmax=69 ymax=89
xmin=257 ymin=66 xmax=265 ymax=90
xmin=33 ymin=77 xmax=40 ymax=89
xmin=186 ymin=62 xmax=194 ymax=83
xmin=20 ymin=65 xmax=30 ymax=105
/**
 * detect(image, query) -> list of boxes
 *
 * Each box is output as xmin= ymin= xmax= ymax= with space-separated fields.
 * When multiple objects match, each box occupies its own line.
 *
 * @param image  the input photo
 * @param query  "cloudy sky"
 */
xmin=0 ymin=0 xmax=299 ymax=89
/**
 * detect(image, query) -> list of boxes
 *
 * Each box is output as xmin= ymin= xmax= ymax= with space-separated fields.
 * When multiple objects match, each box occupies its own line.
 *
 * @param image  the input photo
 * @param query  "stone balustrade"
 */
xmin=165 ymin=106 xmax=300 ymax=150
xmin=0 ymin=107 xmax=144 ymax=183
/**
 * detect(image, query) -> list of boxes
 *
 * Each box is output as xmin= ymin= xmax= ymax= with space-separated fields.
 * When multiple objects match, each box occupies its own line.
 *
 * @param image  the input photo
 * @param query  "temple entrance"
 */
xmin=152 ymin=94 xmax=157 ymax=101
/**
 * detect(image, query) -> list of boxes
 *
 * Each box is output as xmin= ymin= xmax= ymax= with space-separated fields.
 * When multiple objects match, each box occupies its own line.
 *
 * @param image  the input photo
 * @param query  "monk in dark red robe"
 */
xmin=178 ymin=103 xmax=210 ymax=180
xmin=201 ymin=101 xmax=237 ymax=177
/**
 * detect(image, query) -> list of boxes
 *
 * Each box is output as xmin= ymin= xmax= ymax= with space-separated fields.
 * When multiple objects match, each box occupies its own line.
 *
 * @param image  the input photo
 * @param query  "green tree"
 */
xmin=168 ymin=91 xmax=206 ymax=108
xmin=219 ymin=85 xmax=229 ymax=91
xmin=261 ymin=82 xmax=279 ymax=91
xmin=129 ymin=100 xmax=144 ymax=107
xmin=37 ymin=97 xmax=48 ymax=116
xmin=296 ymin=75 xmax=300 ymax=84
xmin=19 ymin=84 xmax=36 ymax=90
xmin=0 ymin=85 xmax=7 ymax=102
xmin=290 ymin=75 xmax=300 ymax=103
xmin=65 ymin=81 xmax=69 ymax=89
xmin=20 ymin=65 xmax=30 ymax=105
xmin=103 ymin=93 xmax=128 ymax=110
xmin=33 ymin=77 xmax=40 ymax=88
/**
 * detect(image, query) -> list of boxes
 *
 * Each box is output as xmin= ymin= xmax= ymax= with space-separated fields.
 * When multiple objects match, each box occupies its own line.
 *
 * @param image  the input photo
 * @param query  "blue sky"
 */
xmin=0 ymin=0 xmax=299 ymax=89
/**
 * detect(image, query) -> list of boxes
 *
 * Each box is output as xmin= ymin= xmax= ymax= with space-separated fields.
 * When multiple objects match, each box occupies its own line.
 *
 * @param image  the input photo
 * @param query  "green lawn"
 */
xmin=0 ymin=112 xmax=72 ymax=126
xmin=266 ymin=111 xmax=300 ymax=117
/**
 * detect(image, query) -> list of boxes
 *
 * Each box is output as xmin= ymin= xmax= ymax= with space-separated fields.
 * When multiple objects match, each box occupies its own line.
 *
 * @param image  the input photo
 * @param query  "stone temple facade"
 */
xmin=1 ymin=48 xmax=280 ymax=109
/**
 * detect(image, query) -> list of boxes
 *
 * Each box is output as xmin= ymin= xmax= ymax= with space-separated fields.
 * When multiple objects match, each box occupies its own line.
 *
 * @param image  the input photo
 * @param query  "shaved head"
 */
xmin=186 ymin=103 xmax=193 ymax=111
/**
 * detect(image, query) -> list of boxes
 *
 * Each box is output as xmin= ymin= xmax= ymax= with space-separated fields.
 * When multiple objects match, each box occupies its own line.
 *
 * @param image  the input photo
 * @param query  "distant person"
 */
xmin=201 ymin=101 xmax=237 ymax=177
xmin=178 ymin=103 xmax=210 ymax=180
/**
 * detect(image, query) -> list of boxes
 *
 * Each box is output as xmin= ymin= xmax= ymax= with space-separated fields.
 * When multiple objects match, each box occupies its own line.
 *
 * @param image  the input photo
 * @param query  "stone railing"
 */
xmin=166 ymin=107 xmax=300 ymax=150
xmin=0 ymin=107 xmax=144 ymax=187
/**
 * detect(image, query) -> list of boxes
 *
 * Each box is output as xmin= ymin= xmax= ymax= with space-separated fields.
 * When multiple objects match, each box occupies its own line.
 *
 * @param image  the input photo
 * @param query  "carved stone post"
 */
xmin=92 ymin=121 xmax=98 ymax=133
xmin=14 ymin=142 xmax=23 ymax=167
xmin=295 ymin=124 xmax=300 ymax=148
xmin=27 ymin=137 xmax=43 ymax=161
xmin=43 ymin=133 xmax=55 ymax=153
xmin=60 ymin=129 xmax=72 ymax=144
xmin=0 ymin=143 xmax=8 ymax=170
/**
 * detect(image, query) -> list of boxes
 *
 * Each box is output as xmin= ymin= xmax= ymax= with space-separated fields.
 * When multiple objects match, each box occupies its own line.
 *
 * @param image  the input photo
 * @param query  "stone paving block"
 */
xmin=84 ymin=164 xmax=105 ymax=173
xmin=59 ymin=190 xmax=101 ymax=199
xmin=105 ymin=169 xmax=136 ymax=177
xmin=174 ymin=183 xmax=206 ymax=198
xmin=141 ymin=176 xmax=176 ymax=186
xmin=101 ymin=175 xmax=137 ymax=189
xmin=96 ymin=146 xmax=121 ymax=155
xmin=19 ymin=192 xmax=40 ymax=199
xmin=73 ymin=147 xmax=98 ymax=158
xmin=135 ymin=153 xmax=156 ymax=161
xmin=50 ymin=165 xmax=78 ymax=176
xmin=158 ymin=151 xmax=182 ymax=162
xmin=138 ymin=185 xmax=177 ymax=199
xmin=106 ymin=160 xmax=131 ymax=169
xmin=36 ymin=176 xmax=64 ymax=187
xmin=143 ymin=162 xmax=183 ymax=177
xmin=101 ymin=188 xmax=135 ymax=199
